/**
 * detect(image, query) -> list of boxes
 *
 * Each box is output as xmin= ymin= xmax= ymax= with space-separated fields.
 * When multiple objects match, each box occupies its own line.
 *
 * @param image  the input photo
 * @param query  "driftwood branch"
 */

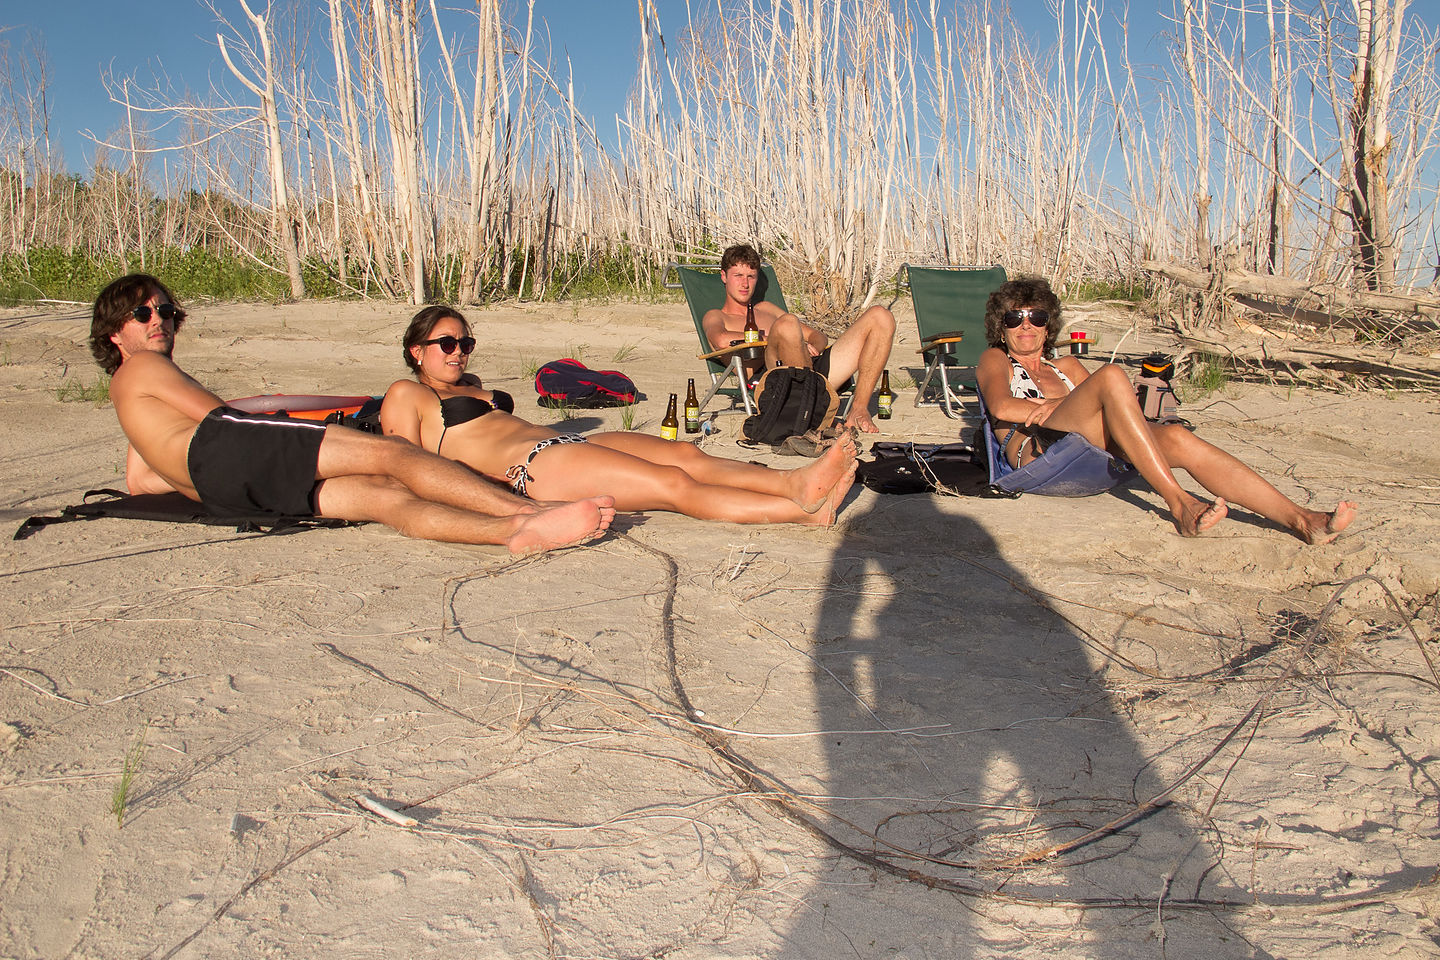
xmin=1143 ymin=259 xmax=1440 ymax=322
xmin=1176 ymin=330 xmax=1440 ymax=384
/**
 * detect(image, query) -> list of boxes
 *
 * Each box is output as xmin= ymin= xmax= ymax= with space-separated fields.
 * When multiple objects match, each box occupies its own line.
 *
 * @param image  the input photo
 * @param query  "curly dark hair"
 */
xmin=984 ymin=276 xmax=1063 ymax=354
xmin=90 ymin=274 xmax=185 ymax=375
xmin=720 ymin=243 xmax=761 ymax=272
xmin=401 ymin=305 xmax=470 ymax=373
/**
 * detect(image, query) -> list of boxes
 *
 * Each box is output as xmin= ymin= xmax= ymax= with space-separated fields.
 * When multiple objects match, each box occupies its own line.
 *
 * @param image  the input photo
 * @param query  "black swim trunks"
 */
xmin=811 ymin=346 xmax=833 ymax=379
xmin=768 ymin=347 xmax=832 ymax=378
xmin=187 ymin=407 xmax=327 ymax=518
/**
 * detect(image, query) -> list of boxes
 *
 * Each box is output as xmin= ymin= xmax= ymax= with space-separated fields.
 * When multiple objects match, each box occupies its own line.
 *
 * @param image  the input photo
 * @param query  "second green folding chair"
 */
xmin=900 ymin=263 xmax=1008 ymax=418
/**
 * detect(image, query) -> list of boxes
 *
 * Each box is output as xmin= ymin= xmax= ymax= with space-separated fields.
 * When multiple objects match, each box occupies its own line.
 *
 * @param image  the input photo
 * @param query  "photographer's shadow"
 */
xmin=768 ymin=492 xmax=1249 ymax=957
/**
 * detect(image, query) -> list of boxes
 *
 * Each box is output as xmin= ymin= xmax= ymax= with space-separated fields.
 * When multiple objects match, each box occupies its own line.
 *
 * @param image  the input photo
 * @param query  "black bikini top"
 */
xmin=429 ymin=385 xmax=514 ymax=452
xmin=432 ymin=387 xmax=515 ymax=426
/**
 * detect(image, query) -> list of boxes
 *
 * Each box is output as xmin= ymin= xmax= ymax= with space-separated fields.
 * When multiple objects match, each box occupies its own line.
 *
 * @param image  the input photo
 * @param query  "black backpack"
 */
xmin=741 ymin=367 xmax=838 ymax=444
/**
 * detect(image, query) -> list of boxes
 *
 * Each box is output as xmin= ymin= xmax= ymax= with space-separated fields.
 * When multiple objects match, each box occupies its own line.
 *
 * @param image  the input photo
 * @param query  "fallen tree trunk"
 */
xmin=1142 ymin=259 xmax=1440 ymax=323
xmin=1176 ymin=330 xmax=1440 ymax=386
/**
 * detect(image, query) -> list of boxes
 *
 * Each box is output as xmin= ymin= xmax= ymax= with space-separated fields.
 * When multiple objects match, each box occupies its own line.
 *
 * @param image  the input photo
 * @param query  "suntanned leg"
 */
xmin=315 ymin=424 xmax=615 ymax=531
xmin=313 ymin=475 xmax=613 ymax=553
xmin=589 ymin=431 xmax=858 ymax=512
xmin=824 ymin=305 xmax=896 ymax=433
xmin=1152 ymin=424 xmax=1358 ymax=544
xmin=522 ymin=442 xmax=851 ymax=525
xmin=765 ymin=314 xmax=814 ymax=369
xmin=315 ymin=427 xmax=534 ymax=515
xmin=1041 ymin=364 xmax=1225 ymax=536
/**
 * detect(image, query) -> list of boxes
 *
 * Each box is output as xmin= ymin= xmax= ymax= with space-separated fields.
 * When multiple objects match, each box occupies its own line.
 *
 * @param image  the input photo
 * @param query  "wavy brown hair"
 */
xmin=720 ymin=243 xmax=761 ymax=272
xmin=984 ymin=276 xmax=1062 ymax=354
xmin=90 ymin=274 xmax=184 ymax=374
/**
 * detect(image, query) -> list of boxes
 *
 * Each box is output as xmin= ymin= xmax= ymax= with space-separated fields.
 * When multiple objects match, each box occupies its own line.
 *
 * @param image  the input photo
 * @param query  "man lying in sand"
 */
xmin=701 ymin=243 xmax=896 ymax=433
xmin=976 ymin=276 xmax=1357 ymax=542
xmin=90 ymin=274 xmax=615 ymax=554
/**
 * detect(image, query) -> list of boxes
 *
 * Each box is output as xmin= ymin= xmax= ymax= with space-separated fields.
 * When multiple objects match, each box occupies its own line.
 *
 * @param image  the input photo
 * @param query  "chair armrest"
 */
xmin=699 ymin=340 xmax=768 ymax=361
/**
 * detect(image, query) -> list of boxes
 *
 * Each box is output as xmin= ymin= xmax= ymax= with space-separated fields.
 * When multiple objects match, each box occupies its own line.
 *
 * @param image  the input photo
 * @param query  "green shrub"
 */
xmin=1069 ymin=278 xmax=1151 ymax=303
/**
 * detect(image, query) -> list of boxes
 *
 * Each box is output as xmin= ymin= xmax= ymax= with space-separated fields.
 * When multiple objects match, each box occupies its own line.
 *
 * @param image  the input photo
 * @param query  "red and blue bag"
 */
xmin=535 ymin=358 xmax=638 ymax=408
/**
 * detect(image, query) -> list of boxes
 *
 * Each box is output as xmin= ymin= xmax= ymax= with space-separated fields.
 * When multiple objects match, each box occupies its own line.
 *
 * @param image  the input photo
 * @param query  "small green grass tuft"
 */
xmin=519 ymin=355 xmax=540 ymax=379
xmin=1183 ymin=354 xmax=1230 ymax=398
xmin=612 ymin=342 xmax=639 ymax=363
xmin=55 ymin=377 xmax=110 ymax=404
xmin=619 ymin=403 xmax=637 ymax=431
xmin=111 ymin=728 xmax=147 ymax=828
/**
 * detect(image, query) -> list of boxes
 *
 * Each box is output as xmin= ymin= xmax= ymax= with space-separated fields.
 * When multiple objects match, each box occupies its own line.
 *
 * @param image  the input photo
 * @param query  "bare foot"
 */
xmin=792 ymin=432 xmax=859 ymax=512
xmin=843 ymin=408 xmax=879 ymax=434
xmin=506 ymin=496 xmax=615 ymax=555
xmin=1176 ymin=496 xmax=1227 ymax=537
xmin=1297 ymin=500 xmax=1357 ymax=545
xmin=808 ymin=458 xmax=858 ymax=526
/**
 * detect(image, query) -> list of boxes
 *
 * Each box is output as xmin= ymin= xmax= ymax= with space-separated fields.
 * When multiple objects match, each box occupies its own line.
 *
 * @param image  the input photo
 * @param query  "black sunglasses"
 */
xmin=131 ymin=303 xmax=183 ymax=323
xmin=421 ymin=335 xmax=476 ymax=355
xmin=1001 ymin=308 xmax=1050 ymax=329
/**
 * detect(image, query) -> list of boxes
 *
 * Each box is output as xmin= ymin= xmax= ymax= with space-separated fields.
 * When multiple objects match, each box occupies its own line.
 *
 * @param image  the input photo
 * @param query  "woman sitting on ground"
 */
xmin=379 ymin=306 xmax=856 ymax=525
xmin=975 ymin=277 xmax=1356 ymax=542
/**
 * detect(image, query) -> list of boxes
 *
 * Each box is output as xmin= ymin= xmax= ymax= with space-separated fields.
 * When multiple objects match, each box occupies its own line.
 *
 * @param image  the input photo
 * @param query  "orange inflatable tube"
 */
xmin=227 ymin=394 xmax=375 ymax=421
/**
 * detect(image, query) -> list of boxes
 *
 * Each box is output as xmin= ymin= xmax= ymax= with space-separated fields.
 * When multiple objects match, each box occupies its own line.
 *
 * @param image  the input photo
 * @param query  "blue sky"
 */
xmin=7 ymin=0 xmax=1177 ymax=173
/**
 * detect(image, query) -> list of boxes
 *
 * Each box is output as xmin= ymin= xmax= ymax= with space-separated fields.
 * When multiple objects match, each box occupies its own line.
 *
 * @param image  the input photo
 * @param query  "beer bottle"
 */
xmin=684 ymin=378 xmax=700 ymax=433
xmin=876 ymin=369 xmax=894 ymax=420
xmin=660 ymin=393 xmax=679 ymax=441
xmin=743 ymin=303 xmax=761 ymax=344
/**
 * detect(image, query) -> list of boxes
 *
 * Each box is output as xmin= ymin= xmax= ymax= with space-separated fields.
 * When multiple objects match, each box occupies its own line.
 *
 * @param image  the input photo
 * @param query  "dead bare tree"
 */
xmin=1340 ymin=0 xmax=1408 ymax=290
xmin=218 ymin=0 xmax=306 ymax=298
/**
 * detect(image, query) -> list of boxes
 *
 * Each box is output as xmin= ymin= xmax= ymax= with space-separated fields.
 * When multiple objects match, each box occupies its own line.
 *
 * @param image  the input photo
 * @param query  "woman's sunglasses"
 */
xmin=1001 ymin=308 xmax=1050 ymax=329
xmin=131 ymin=303 xmax=183 ymax=323
xmin=422 ymin=335 xmax=477 ymax=355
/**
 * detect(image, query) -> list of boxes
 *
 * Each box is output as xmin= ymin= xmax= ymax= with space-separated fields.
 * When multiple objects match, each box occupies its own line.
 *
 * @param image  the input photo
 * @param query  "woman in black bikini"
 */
xmin=975 ymin=277 xmax=1356 ymax=542
xmin=380 ymin=306 xmax=856 ymax=525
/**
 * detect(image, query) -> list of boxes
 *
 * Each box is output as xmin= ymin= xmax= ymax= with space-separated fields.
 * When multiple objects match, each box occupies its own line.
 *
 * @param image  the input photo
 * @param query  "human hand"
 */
xmin=1024 ymin=398 xmax=1063 ymax=426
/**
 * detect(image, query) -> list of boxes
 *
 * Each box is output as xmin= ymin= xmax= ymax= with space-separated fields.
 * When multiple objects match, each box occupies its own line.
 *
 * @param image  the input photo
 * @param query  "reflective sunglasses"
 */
xmin=421 ymin=335 xmax=476 ymax=355
xmin=1001 ymin=308 xmax=1050 ymax=329
xmin=131 ymin=303 xmax=183 ymax=323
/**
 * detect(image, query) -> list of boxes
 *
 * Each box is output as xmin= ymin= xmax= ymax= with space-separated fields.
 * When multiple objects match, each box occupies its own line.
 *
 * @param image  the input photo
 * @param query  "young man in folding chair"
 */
xmin=90 ymin=274 xmax=615 ymax=555
xmin=701 ymin=244 xmax=896 ymax=433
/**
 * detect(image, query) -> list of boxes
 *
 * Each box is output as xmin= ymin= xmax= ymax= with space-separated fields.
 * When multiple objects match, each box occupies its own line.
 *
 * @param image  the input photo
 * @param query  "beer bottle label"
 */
xmin=661 ymin=423 xmax=678 ymax=441
xmin=684 ymin=404 xmax=699 ymax=431
xmin=877 ymin=394 xmax=893 ymax=418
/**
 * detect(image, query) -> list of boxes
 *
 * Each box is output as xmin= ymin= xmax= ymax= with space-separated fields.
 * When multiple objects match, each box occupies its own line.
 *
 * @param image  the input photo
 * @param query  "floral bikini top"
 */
xmin=1008 ymin=356 xmax=1074 ymax=400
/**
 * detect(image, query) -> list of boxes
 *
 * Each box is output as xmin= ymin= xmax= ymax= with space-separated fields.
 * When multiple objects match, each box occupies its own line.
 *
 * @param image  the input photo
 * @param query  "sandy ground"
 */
xmin=1 ymin=292 xmax=1437 ymax=959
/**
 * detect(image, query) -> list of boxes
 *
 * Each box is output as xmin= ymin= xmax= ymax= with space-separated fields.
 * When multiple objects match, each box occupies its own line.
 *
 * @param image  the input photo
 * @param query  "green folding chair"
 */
xmin=663 ymin=261 xmax=788 ymax=415
xmin=900 ymin=263 xmax=1008 ymax=419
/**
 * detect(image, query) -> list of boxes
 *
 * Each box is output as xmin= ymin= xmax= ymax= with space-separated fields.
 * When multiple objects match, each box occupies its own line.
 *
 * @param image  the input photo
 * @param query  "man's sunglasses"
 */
xmin=421 ymin=335 xmax=476 ymax=355
xmin=1001 ymin=308 xmax=1050 ymax=329
xmin=131 ymin=303 xmax=184 ymax=323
